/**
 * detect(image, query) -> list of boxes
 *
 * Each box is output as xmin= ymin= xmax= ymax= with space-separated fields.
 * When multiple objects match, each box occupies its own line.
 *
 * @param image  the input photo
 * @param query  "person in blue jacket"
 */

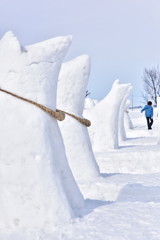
xmin=141 ymin=101 xmax=153 ymax=130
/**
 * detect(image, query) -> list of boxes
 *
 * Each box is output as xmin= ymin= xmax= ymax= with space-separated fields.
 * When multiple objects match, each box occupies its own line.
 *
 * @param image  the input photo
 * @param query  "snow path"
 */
xmin=2 ymin=109 xmax=160 ymax=240
xmin=95 ymin=110 xmax=160 ymax=174
xmin=62 ymin=109 xmax=160 ymax=240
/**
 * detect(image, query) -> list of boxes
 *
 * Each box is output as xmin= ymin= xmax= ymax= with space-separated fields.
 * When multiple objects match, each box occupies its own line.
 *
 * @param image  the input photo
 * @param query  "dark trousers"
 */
xmin=146 ymin=117 xmax=153 ymax=129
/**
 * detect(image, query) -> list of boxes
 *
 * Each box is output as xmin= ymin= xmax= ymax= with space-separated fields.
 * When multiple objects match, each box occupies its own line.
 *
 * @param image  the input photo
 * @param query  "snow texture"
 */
xmin=84 ymin=80 xmax=131 ymax=151
xmin=0 ymin=32 xmax=84 ymax=232
xmin=57 ymin=55 xmax=100 ymax=180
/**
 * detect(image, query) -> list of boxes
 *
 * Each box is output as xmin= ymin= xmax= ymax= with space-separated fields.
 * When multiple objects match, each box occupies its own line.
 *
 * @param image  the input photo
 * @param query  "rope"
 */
xmin=0 ymin=88 xmax=91 ymax=127
xmin=56 ymin=109 xmax=91 ymax=127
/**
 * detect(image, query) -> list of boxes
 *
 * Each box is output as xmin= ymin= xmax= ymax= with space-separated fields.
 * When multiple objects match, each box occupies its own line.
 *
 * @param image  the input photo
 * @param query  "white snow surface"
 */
xmin=57 ymin=55 xmax=100 ymax=180
xmin=119 ymin=86 xmax=132 ymax=141
xmin=0 ymin=32 xmax=84 ymax=232
xmin=157 ymin=97 xmax=160 ymax=144
xmin=84 ymin=80 xmax=132 ymax=151
xmin=84 ymin=98 xmax=98 ymax=109
xmin=124 ymin=99 xmax=134 ymax=130
xmin=2 ymin=108 xmax=160 ymax=240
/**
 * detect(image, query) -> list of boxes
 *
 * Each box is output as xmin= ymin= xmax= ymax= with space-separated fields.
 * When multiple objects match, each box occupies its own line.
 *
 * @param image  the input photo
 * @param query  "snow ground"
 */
xmin=2 ymin=109 xmax=160 ymax=240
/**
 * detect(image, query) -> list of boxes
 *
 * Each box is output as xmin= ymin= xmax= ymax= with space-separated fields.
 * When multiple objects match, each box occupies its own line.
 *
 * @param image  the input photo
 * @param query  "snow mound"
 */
xmin=0 ymin=32 xmax=84 ymax=232
xmin=57 ymin=55 xmax=100 ymax=180
xmin=84 ymin=80 xmax=132 ymax=151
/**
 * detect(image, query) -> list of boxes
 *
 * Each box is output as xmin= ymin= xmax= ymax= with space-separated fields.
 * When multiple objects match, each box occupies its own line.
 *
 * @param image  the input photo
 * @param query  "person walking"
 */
xmin=141 ymin=101 xmax=153 ymax=130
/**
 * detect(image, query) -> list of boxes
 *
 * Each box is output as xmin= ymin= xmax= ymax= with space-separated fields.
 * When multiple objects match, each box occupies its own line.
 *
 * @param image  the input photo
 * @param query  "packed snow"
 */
xmin=84 ymin=98 xmax=99 ymax=109
xmin=119 ymin=86 xmax=132 ymax=141
xmin=157 ymin=97 xmax=160 ymax=144
xmin=84 ymin=80 xmax=132 ymax=151
xmin=1 ymin=108 xmax=160 ymax=240
xmin=124 ymin=99 xmax=134 ymax=130
xmin=57 ymin=55 xmax=99 ymax=181
xmin=0 ymin=32 xmax=84 ymax=232
xmin=0 ymin=32 xmax=160 ymax=240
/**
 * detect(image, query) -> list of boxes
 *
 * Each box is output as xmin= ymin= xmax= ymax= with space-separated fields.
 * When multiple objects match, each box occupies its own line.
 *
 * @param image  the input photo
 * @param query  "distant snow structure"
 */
xmin=93 ymin=99 xmax=99 ymax=105
xmin=84 ymin=80 xmax=131 ymax=151
xmin=124 ymin=99 xmax=134 ymax=130
xmin=157 ymin=97 xmax=160 ymax=144
xmin=119 ymin=85 xmax=132 ymax=141
xmin=57 ymin=55 xmax=100 ymax=180
xmin=84 ymin=98 xmax=99 ymax=109
xmin=0 ymin=32 xmax=84 ymax=232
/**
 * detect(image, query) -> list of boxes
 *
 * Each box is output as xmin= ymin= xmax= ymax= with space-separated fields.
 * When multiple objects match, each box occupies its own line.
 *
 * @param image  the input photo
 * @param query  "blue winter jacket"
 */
xmin=141 ymin=105 xmax=153 ymax=118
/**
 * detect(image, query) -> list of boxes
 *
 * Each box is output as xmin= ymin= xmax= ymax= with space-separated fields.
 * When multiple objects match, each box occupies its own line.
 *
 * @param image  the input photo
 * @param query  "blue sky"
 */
xmin=1 ymin=0 xmax=160 ymax=106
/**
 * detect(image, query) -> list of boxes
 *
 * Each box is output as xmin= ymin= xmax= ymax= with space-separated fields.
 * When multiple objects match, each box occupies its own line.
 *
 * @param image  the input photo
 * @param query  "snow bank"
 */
xmin=119 ymin=85 xmax=132 ymax=141
xmin=84 ymin=80 xmax=131 ymax=151
xmin=57 ymin=55 xmax=100 ymax=180
xmin=0 ymin=32 xmax=84 ymax=232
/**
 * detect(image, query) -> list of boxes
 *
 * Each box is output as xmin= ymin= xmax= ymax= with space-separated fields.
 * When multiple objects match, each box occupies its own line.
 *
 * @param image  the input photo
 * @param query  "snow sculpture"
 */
xmin=84 ymin=98 xmax=97 ymax=109
xmin=124 ymin=99 xmax=134 ymax=130
xmin=119 ymin=85 xmax=132 ymax=141
xmin=157 ymin=97 xmax=160 ymax=144
xmin=57 ymin=55 xmax=100 ymax=180
xmin=93 ymin=99 xmax=99 ymax=105
xmin=84 ymin=80 xmax=131 ymax=151
xmin=0 ymin=32 xmax=84 ymax=231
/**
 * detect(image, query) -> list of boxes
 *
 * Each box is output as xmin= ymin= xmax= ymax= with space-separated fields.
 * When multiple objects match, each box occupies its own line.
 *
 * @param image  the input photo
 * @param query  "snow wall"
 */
xmin=119 ymin=85 xmax=132 ymax=141
xmin=0 ymin=32 xmax=84 ymax=232
xmin=57 ymin=55 xmax=100 ymax=180
xmin=84 ymin=80 xmax=131 ymax=151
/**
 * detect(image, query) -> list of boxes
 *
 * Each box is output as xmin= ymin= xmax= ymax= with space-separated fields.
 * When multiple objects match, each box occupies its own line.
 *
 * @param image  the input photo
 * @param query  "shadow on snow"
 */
xmin=117 ymin=183 xmax=160 ymax=202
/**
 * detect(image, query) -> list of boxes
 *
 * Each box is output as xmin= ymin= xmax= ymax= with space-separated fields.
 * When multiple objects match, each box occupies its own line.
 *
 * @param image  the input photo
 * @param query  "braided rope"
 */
xmin=56 ymin=109 xmax=91 ymax=127
xmin=0 ymin=88 xmax=91 ymax=127
xmin=0 ymin=88 xmax=65 ymax=121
